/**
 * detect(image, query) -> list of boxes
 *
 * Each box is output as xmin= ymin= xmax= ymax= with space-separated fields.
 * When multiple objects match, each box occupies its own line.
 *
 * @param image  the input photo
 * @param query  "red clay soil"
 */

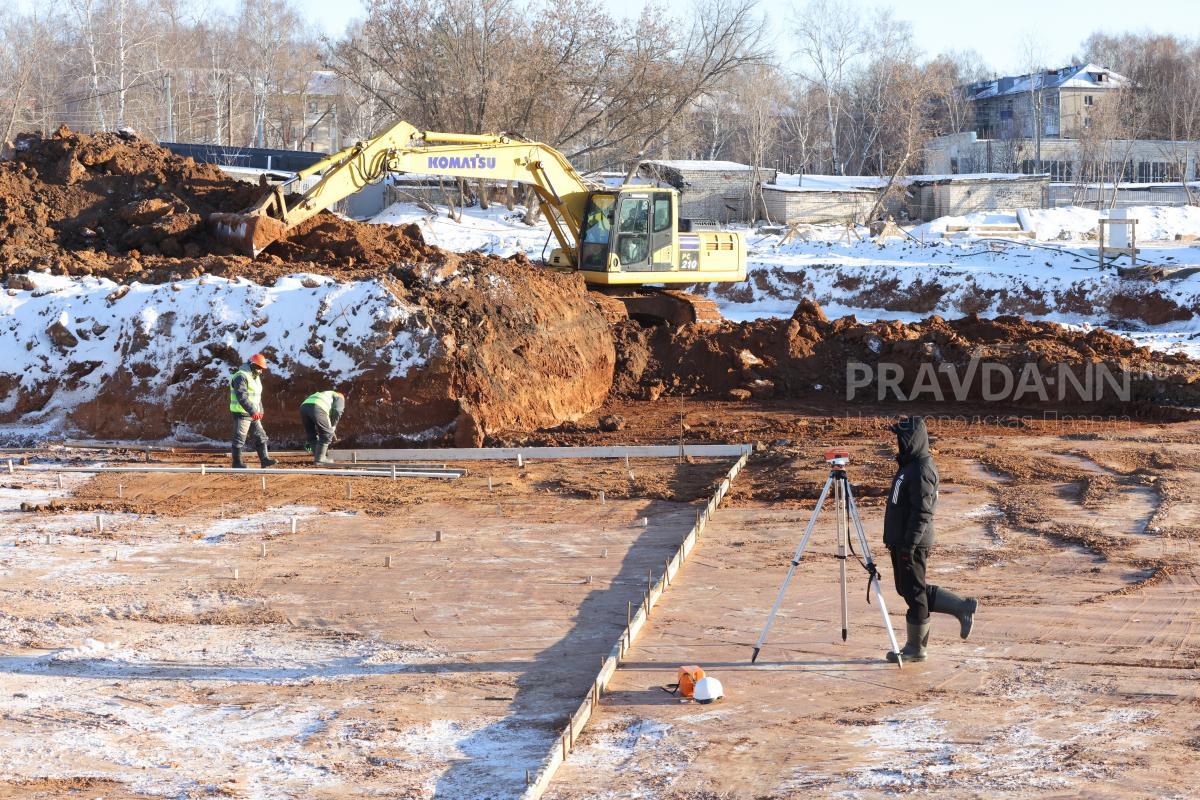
xmin=0 ymin=128 xmax=615 ymax=444
xmin=0 ymin=126 xmax=480 ymax=285
xmin=614 ymin=299 xmax=1200 ymax=413
xmin=1 ymin=128 xmax=1196 ymax=445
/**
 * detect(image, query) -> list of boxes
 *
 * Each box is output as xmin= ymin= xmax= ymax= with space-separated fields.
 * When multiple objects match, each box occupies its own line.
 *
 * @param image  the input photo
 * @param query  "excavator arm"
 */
xmin=210 ymin=120 xmax=595 ymax=260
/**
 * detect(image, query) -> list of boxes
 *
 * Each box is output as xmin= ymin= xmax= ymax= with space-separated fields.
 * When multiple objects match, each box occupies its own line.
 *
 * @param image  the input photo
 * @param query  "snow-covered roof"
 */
xmin=764 ymin=174 xmax=887 ymax=194
xmin=966 ymin=64 xmax=1128 ymax=101
xmin=905 ymin=172 xmax=1049 ymax=185
xmin=642 ymin=160 xmax=755 ymax=172
xmin=762 ymin=172 xmax=1046 ymax=193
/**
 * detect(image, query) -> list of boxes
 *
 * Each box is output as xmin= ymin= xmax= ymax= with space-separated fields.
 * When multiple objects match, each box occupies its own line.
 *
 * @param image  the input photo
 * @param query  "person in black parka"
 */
xmin=882 ymin=415 xmax=979 ymax=662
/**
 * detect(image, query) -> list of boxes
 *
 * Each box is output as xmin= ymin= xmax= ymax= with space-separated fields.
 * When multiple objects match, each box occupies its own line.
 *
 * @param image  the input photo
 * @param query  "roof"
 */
xmin=966 ymin=63 xmax=1128 ymax=101
xmin=763 ymin=174 xmax=886 ymax=194
xmin=906 ymin=172 xmax=1050 ymax=185
xmin=762 ymin=172 xmax=1047 ymax=193
xmin=642 ymin=160 xmax=755 ymax=173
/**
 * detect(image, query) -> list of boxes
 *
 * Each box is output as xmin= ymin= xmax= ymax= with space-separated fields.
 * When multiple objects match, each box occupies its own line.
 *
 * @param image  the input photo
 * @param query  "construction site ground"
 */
xmin=2 ymin=404 xmax=1199 ymax=799
xmin=0 ymin=453 xmax=736 ymax=798
xmin=549 ymin=417 xmax=1200 ymax=799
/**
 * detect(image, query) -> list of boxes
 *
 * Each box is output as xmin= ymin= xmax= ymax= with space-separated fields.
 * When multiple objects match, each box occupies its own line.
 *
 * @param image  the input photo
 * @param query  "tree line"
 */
xmin=1 ymin=0 xmax=1196 ymax=178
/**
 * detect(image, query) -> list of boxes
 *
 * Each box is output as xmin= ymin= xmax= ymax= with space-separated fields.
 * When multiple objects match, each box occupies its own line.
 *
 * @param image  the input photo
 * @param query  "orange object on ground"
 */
xmin=677 ymin=665 xmax=705 ymax=698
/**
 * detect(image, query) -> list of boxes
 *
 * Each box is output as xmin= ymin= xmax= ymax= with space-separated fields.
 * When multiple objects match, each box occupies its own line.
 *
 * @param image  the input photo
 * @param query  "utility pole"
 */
xmin=164 ymin=73 xmax=174 ymax=142
xmin=331 ymin=103 xmax=339 ymax=152
xmin=227 ymin=75 xmax=234 ymax=147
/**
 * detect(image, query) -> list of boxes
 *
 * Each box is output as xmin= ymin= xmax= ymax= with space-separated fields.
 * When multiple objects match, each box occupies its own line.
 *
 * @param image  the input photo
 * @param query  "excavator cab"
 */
xmin=552 ymin=188 xmax=745 ymax=286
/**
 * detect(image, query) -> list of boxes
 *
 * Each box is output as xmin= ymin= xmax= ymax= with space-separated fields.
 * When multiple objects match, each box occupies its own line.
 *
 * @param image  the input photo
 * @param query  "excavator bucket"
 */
xmin=208 ymin=212 xmax=290 ymax=258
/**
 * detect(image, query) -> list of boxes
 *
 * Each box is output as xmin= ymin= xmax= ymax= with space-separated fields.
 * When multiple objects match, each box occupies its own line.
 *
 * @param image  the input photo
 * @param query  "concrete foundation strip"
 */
xmin=328 ymin=444 xmax=753 ymax=462
xmin=520 ymin=448 xmax=752 ymax=799
xmin=8 ymin=463 xmax=461 ymax=479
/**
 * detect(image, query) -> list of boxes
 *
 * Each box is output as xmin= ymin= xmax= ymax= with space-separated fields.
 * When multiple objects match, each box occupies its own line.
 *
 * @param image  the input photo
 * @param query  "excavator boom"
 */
xmin=211 ymin=121 xmax=594 ymax=260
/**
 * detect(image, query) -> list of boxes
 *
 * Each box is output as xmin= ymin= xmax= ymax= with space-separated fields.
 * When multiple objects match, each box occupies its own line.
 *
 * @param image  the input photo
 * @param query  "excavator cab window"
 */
xmin=615 ymin=194 xmax=652 ymax=270
xmin=580 ymin=192 xmax=616 ymax=270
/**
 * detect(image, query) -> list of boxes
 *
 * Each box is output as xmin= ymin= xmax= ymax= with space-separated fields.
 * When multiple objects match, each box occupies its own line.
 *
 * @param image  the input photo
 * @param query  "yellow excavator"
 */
xmin=210 ymin=121 xmax=746 ymax=325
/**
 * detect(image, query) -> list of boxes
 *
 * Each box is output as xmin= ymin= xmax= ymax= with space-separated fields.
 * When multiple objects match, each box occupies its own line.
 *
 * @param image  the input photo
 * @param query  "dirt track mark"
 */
xmin=1078 ymin=561 xmax=1178 ymax=604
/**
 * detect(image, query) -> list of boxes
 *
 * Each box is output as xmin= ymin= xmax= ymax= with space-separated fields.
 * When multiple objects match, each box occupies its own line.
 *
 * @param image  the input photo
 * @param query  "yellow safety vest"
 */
xmin=228 ymin=368 xmax=262 ymax=414
xmin=301 ymin=391 xmax=337 ymax=414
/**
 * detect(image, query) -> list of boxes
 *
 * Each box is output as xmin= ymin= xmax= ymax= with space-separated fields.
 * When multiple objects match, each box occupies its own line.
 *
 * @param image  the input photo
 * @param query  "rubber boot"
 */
xmin=313 ymin=443 xmax=334 ymax=465
xmin=255 ymin=442 xmax=279 ymax=468
xmin=887 ymin=620 xmax=929 ymax=663
xmin=931 ymin=588 xmax=978 ymax=640
xmin=231 ymin=445 xmax=247 ymax=469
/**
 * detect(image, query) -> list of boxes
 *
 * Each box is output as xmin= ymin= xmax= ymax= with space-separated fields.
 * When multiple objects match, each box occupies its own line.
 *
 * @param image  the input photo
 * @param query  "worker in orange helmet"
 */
xmin=227 ymin=353 xmax=279 ymax=469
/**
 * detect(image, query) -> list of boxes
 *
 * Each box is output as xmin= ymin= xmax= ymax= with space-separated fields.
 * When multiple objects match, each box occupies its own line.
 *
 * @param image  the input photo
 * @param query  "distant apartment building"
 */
xmin=965 ymin=63 xmax=1128 ymax=141
xmin=924 ymin=63 xmax=1200 ymax=198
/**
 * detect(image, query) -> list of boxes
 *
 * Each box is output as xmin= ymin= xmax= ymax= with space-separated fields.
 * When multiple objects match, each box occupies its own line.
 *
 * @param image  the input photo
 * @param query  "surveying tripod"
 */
xmin=751 ymin=448 xmax=903 ymax=667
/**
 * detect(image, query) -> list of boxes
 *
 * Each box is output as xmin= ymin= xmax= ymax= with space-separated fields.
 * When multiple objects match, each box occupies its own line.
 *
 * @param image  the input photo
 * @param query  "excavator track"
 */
xmin=595 ymin=288 xmax=724 ymax=328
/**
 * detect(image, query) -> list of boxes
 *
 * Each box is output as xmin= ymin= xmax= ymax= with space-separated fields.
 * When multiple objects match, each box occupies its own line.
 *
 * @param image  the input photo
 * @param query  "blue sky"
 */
xmin=285 ymin=0 xmax=1191 ymax=73
xmin=18 ymin=0 xmax=1193 ymax=75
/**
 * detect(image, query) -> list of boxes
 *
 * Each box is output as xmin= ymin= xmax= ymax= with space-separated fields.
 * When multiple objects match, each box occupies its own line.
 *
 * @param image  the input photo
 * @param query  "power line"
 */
xmin=29 ymin=79 xmax=157 ymax=113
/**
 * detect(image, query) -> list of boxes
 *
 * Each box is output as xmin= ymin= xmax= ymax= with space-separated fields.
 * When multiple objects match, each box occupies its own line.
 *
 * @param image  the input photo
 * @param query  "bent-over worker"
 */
xmin=300 ymin=390 xmax=345 ymax=465
xmin=228 ymin=353 xmax=279 ymax=469
xmin=882 ymin=415 xmax=978 ymax=663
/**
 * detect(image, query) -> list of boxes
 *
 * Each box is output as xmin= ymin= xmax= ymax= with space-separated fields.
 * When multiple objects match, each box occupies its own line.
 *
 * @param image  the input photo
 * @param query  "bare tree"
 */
xmin=791 ymin=0 xmax=867 ymax=174
xmin=0 ymin=8 xmax=68 ymax=143
xmin=330 ymin=0 xmax=767 ymax=170
xmin=731 ymin=62 xmax=785 ymax=221
xmin=865 ymin=61 xmax=943 ymax=219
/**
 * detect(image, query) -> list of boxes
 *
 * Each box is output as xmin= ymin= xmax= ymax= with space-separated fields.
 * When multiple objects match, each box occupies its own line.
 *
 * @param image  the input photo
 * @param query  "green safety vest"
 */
xmin=228 ymin=368 xmax=262 ymax=414
xmin=301 ymin=390 xmax=337 ymax=413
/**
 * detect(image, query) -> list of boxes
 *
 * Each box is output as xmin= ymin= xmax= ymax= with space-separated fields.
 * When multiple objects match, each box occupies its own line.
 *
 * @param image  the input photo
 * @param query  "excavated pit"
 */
xmin=0 ymin=128 xmax=614 ymax=445
xmin=0 ymin=127 xmax=1198 ymax=446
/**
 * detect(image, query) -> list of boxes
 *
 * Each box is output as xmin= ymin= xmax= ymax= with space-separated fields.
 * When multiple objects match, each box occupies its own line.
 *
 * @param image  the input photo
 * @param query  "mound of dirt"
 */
xmin=617 ymin=299 xmax=1200 ymax=411
xmin=0 ymin=128 xmax=614 ymax=444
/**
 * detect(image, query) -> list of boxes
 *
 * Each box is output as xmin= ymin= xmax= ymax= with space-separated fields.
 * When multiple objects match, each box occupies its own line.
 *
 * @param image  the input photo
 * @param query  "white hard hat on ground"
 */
xmin=693 ymin=676 xmax=724 ymax=704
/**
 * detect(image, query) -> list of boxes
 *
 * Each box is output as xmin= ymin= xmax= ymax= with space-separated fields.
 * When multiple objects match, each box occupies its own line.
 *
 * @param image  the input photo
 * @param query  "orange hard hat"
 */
xmin=249 ymin=353 xmax=268 ymax=370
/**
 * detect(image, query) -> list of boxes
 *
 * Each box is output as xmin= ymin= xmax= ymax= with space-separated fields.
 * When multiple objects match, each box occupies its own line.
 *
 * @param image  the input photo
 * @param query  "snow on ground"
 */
xmin=373 ymin=201 xmax=1200 ymax=359
xmin=0 ymin=272 xmax=434 ymax=428
xmin=372 ymin=201 xmax=554 ymax=258
xmin=912 ymin=205 xmax=1200 ymax=242
xmin=0 ymin=477 xmax=455 ymax=799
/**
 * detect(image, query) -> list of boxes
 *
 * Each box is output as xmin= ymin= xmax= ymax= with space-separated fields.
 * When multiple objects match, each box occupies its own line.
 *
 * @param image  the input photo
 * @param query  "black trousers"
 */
xmin=300 ymin=404 xmax=334 ymax=447
xmin=889 ymin=546 xmax=939 ymax=624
